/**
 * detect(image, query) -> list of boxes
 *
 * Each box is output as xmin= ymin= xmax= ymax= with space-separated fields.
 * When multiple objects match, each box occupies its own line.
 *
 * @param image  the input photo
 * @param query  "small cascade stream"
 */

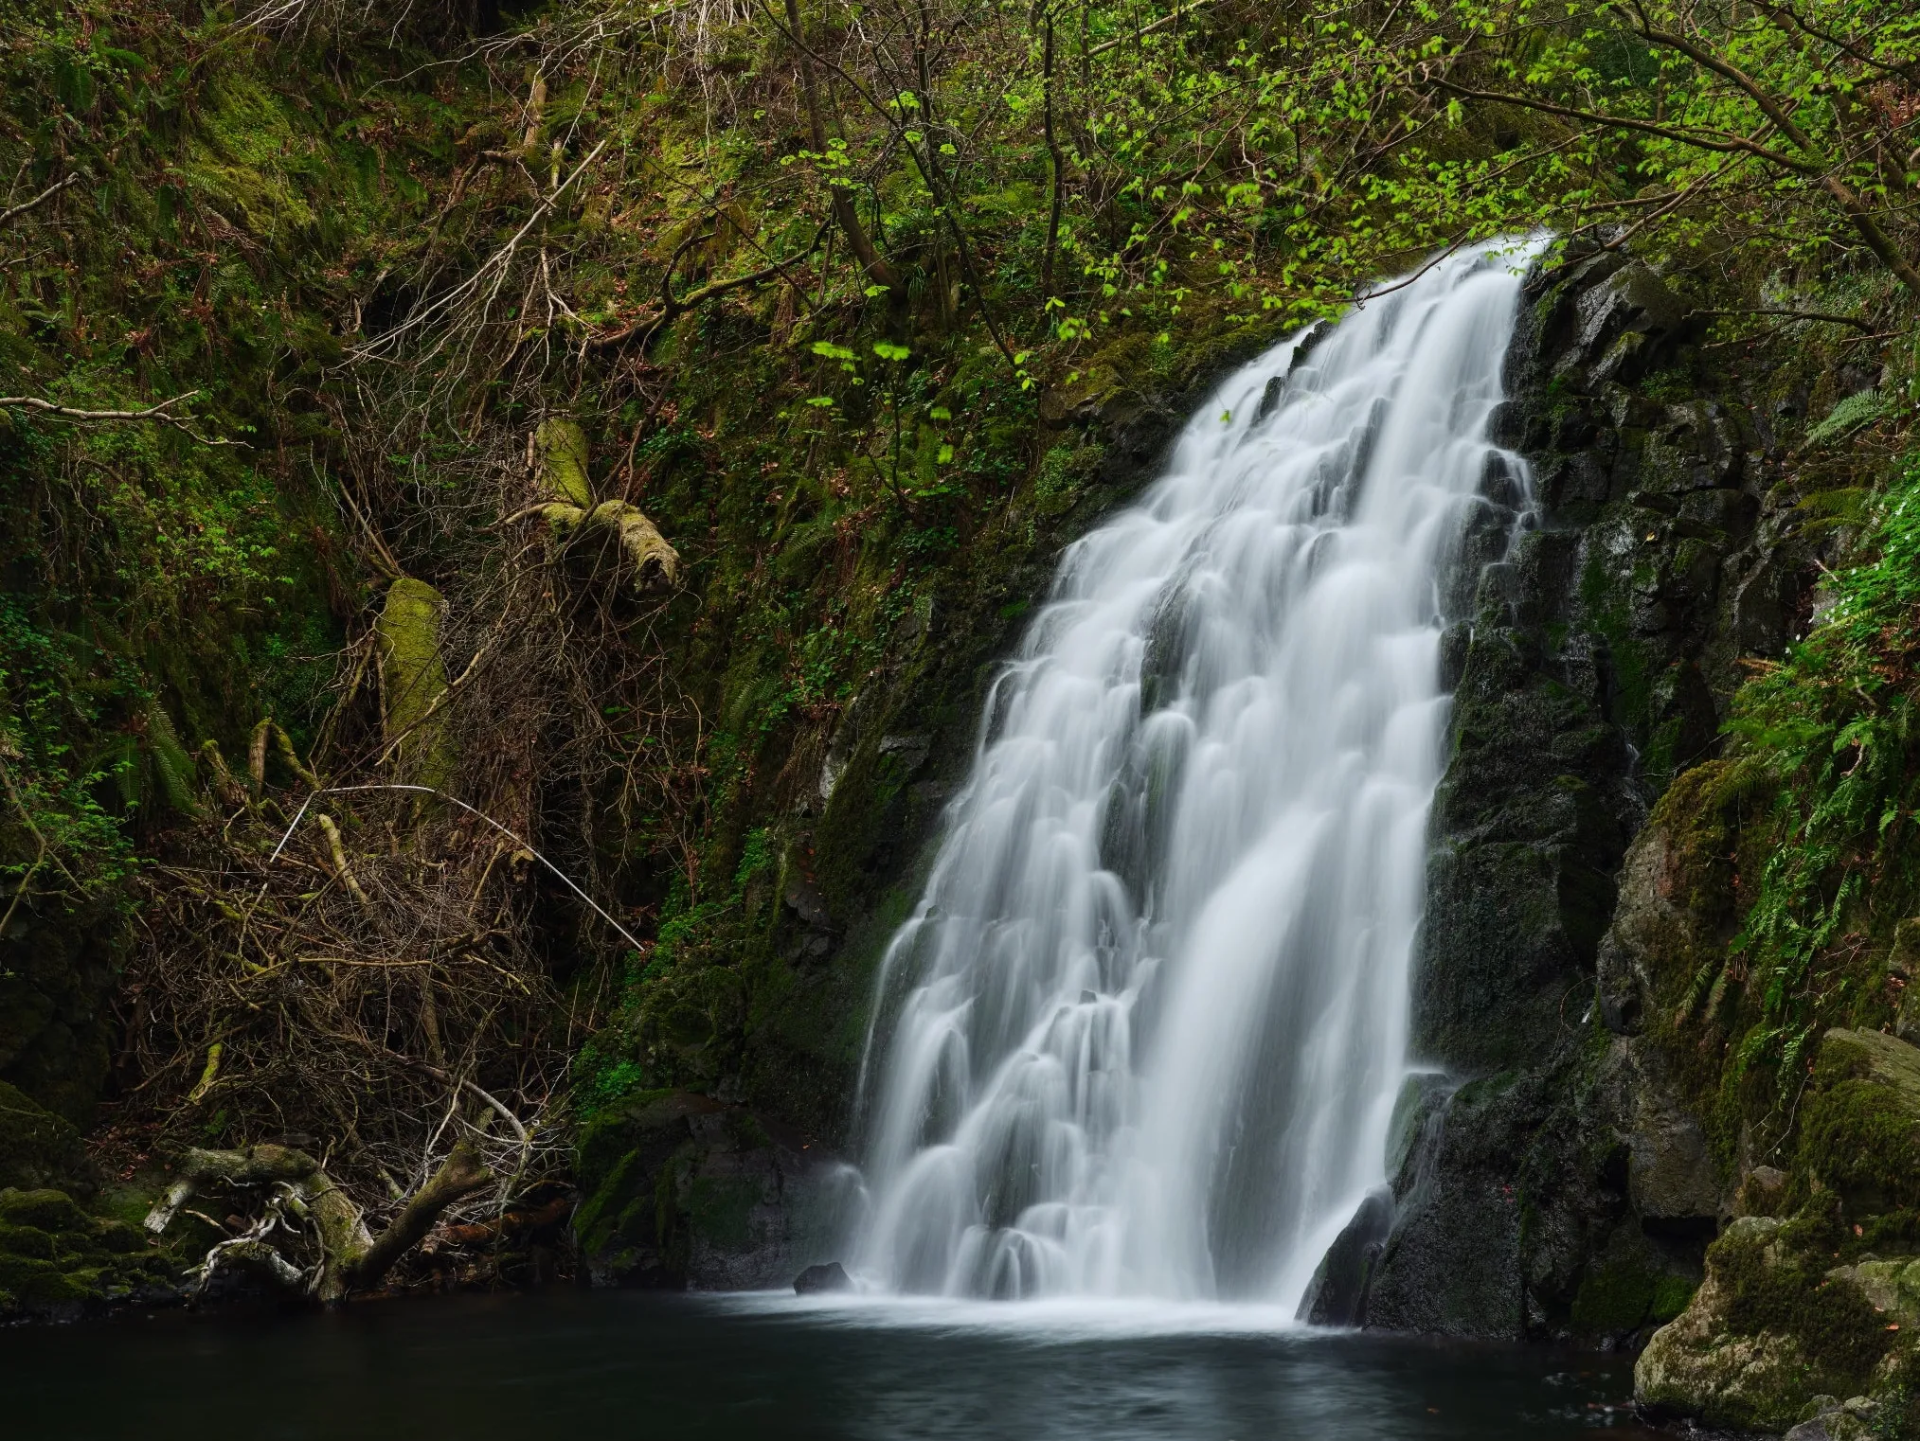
xmin=850 ymin=240 xmax=1544 ymax=1307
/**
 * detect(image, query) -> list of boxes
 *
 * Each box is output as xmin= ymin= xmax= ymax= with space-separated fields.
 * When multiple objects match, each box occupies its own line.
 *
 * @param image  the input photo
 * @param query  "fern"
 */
xmin=1802 ymin=387 xmax=1890 ymax=448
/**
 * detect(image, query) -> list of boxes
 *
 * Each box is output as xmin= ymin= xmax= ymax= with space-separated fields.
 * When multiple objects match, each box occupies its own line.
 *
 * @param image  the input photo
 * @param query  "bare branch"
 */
xmin=0 ymin=172 xmax=83 ymax=228
xmin=0 ymin=389 xmax=245 ymax=447
xmin=1427 ymin=74 xmax=1816 ymax=173
xmin=0 ymin=390 xmax=200 ymax=422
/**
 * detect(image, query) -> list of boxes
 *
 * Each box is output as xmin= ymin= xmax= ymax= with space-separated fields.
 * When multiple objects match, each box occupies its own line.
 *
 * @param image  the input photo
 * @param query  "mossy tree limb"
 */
xmin=515 ymin=423 xmax=681 ymax=591
xmin=374 ymin=577 xmax=455 ymax=788
xmin=144 ymin=1139 xmax=491 ymax=1303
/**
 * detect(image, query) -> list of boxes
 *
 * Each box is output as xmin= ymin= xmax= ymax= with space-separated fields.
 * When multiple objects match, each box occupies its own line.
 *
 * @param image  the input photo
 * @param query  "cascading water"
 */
xmin=849 ymin=240 xmax=1544 ymax=1309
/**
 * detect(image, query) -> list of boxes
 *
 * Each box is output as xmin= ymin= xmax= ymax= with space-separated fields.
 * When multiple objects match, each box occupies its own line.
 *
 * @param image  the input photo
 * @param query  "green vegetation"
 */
xmin=1 ymin=0 xmax=1919 ymax=1338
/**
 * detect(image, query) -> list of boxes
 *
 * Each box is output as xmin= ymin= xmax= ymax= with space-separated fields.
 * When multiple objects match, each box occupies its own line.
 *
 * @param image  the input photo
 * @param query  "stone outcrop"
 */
xmin=1357 ymin=245 xmax=1802 ymax=1348
xmin=1625 ymin=1026 xmax=1920 ymax=1431
xmin=573 ymin=1088 xmax=843 ymax=1289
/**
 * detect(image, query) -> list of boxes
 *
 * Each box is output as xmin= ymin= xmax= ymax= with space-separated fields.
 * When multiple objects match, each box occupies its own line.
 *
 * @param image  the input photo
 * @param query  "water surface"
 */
xmin=2 ymin=1291 xmax=1662 ymax=1439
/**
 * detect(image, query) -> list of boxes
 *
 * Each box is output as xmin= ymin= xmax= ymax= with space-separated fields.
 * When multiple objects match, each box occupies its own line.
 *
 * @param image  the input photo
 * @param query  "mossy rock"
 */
xmin=92 ymin=1218 xmax=147 ymax=1255
xmin=573 ymin=1088 xmax=825 ymax=1289
xmin=0 ymin=1220 xmax=55 ymax=1260
xmin=1570 ymin=1252 xmax=1697 ymax=1339
xmin=685 ymin=1173 xmax=762 ymax=1252
xmin=0 ymin=1079 xmax=88 ymax=1192
xmin=1799 ymin=1030 xmax=1920 ymax=1216
xmin=0 ymin=1252 xmax=66 ymax=1293
xmin=1637 ymin=1215 xmax=1908 ymax=1432
xmin=0 ymin=1187 xmax=90 ymax=1234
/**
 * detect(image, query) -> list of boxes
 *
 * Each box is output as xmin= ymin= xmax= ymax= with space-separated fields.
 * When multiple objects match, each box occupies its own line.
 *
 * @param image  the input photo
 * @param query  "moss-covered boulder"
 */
xmin=1799 ymin=1029 xmax=1920 ymax=1215
xmin=1636 ymin=1031 xmax=1920 ymax=1432
xmin=0 ymin=1185 xmax=182 ymax=1319
xmin=0 ymin=1080 xmax=89 ymax=1192
xmin=1637 ymin=1214 xmax=1915 ymax=1433
xmin=573 ymin=1089 xmax=840 ymax=1289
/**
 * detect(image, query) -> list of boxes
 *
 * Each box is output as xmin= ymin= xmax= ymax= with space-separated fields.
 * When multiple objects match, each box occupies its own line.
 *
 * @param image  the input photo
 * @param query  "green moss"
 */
xmin=575 ymin=1088 xmax=679 ymax=1184
xmin=91 ymin=1219 xmax=145 ymax=1255
xmin=572 ymin=1147 xmax=648 ymax=1258
xmin=537 ymin=419 xmax=594 ymax=507
xmin=0 ymin=1188 xmax=90 ymax=1234
xmin=1802 ymin=1081 xmax=1920 ymax=1213
xmin=1571 ymin=1259 xmax=1662 ymax=1334
xmin=0 ymin=1222 xmax=55 ymax=1260
xmin=0 ymin=1253 xmax=61 ymax=1290
xmin=686 ymin=1174 xmax=761 ymax=1251
xmin=374 ymin=577 xmax=453 ymax=789
xmin=1715 ymin=1222 xmax=1893 ymax=1394
xmin=0 ymin=1080 xmax=86 ymax=1191
xmin=1797 ymin=1031 xmax=1920 ymax=1213
xmin=1651 ymin=1272 xmax=1698 ymax=1322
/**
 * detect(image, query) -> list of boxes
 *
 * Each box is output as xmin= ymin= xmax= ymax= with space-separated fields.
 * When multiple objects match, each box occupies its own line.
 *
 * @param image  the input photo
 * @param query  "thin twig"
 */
xmin=0 ymin=390 xmax=242 ymax=446
xmin=269 ymin=784 xmax=646 ymax=954
xmin=0 ymin=172 xmax=82 ymax=228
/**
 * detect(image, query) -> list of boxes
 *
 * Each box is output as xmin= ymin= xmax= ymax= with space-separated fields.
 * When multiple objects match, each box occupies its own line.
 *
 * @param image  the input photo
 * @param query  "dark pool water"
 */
xmin=0 ymin=1290 xmax=1663 ymax=1440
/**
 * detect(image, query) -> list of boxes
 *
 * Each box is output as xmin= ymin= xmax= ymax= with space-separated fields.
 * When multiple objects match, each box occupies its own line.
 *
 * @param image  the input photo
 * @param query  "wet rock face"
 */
xmin=572 ymin=1089 xmax=842 ymax=1290
xmin=1375 ymin=244 xmax=1814 ymax=1346
xmin=1297 ymin=1185 xmax=1393 ymax=1327
xmin=1419 ymin=249 xmax=1792 ymax=1083
xmin=793 ymin=1260 xmax=852 ymax=1294
xmin=0 ymin=898 xmax=120 ymax=1131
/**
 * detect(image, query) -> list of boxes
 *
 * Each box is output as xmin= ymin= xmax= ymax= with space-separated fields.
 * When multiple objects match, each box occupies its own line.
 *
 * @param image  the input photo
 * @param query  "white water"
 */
xmin=849 ymin=241 xmax=1543 ymax=1309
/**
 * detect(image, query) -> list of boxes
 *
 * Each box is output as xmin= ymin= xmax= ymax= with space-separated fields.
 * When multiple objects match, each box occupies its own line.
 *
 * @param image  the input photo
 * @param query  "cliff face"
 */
xmin=1362 ymin=246 xmax=1810 ymax=1345
xmin=1331 ymin=249 xmax=1920 ymax=1434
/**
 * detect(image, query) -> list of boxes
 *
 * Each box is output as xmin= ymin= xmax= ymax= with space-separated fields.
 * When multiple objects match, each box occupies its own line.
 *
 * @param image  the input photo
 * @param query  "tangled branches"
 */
xmin=113 ymin=405 xmax=701 ymax=1296
xmin=121 ymin=783 xmax=575 ymax=1275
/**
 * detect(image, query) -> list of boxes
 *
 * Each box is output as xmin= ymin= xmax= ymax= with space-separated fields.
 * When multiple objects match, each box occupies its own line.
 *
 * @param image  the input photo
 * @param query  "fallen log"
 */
xmin=145 ymin=1139 xmax=491 ymax=1303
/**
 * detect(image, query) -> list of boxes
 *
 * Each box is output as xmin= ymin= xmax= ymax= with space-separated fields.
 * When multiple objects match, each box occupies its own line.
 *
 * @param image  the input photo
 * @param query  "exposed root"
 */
xmin=149 ymin=1139 xmax=491 ymax=1302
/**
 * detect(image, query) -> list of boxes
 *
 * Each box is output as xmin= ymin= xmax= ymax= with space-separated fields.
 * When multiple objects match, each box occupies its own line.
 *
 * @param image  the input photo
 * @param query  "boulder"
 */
xmin=1798 ymin=1029 xmax=1920 ymax=1213
xmin=793 ymin=1261 xmax=852 ymax=1294
xmin=1297 ymin=1186 xmax=1393 ymax=1326
xmin=1636 ymin=1214 xmax=1909 ymax=1433
xmin=0 ymin=1081 xmax=88 ymax=1193
xmin=1625 ymin=1053 xmax=1722 ymax=1228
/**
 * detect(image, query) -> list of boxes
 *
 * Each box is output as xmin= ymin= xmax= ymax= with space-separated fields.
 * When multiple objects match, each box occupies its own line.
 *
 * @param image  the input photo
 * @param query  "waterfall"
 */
xmin=849 ymin=240 xmax=1543 ymax=1308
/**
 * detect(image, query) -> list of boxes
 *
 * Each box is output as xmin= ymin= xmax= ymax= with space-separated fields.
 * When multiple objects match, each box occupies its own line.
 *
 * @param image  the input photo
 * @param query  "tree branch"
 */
xmin=0 ymin=390 xmax=242 ymax=446
xmin=780 ymin=0 xmax=902 ymax=294
xmin=1692 ymin=306 xmax=1876 ymax=332
xmin=0 ymin=390 xmax=201 ymax=422
xmin=348 ymin=1140 xmax=492 ymax=1293
xmin=0 ymin=172 xmax=83 ymax=228
xmin=1427 ymin=75 xmax=1816 ymax=173
xmin=588 ymin=221 xmax=829 ymax=351
xmin=1625 ymin=8 xmax=1920 ymax=297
